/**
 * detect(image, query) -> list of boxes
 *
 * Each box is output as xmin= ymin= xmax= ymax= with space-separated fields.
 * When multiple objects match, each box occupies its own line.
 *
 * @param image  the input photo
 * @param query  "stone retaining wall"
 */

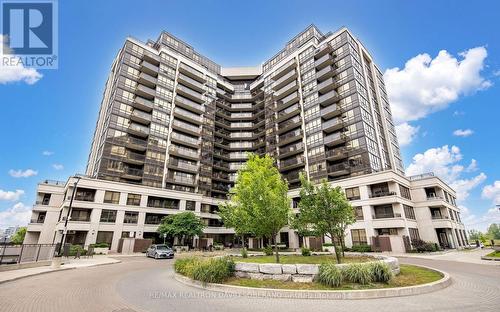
xmin=234 ymin=255 xmax=399 ymax=283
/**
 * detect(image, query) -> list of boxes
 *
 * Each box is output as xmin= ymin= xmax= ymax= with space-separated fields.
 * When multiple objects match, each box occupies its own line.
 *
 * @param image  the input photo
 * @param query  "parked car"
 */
xmin=146 ymin=244 xmax=174 ymax=259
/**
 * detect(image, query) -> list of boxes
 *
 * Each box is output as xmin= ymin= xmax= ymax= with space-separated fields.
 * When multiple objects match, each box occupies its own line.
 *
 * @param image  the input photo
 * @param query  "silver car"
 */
xmin=146 ymin=244 xmax=174 ymax=259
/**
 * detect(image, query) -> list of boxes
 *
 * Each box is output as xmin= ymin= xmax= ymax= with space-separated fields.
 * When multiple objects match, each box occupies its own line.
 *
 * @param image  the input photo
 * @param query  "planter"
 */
xmin=93 ymin=247 xmax=109 ymax=255
xmin=50 ymin=256 xmax=62 ymax=269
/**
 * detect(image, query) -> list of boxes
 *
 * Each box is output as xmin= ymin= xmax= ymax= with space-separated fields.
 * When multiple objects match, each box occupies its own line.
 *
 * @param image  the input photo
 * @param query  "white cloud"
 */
xmin=453 ymin=110 xmax=465 ymax=117
xmin=0 ymin=35 xmax=43 ymax=84
xmin=52 ymin=163 xmax=64 ymax=170
xmin=8 ymin=168 xmax=38 ymax=178
xmin=0 ymin=189 xmax=25 ymax=201
xmin=482 ymin=181 xmax=500 ymax=205
xmin=395 ymin=122 xmax=419 ymax=146
xmin=462 ymin=206 xmax=500 ymax=231
xmin=384 ymin=47 xmax=490 ymax=146
xmin=406 ymin=145 xmax=486 ymax=202
xmin=0 ymin=202 xmax=31 ymax=228
xmin=42 ymin=150 xmax=54 ymax=156
xmin=493 ymin=70 xmax=500 ymax=77
xmin=385 ymin=46 xmax=491 ymax=124
xmin=453 ymin=129 xmax=474 ymax=137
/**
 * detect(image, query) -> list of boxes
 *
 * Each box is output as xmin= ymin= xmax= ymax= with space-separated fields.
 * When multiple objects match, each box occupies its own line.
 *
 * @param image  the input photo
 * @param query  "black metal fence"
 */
xmin=0 ymin=244 xmax=57 ymax=265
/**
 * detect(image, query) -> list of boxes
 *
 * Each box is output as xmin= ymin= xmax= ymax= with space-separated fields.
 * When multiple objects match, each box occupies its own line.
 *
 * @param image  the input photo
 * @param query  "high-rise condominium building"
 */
xmin=25 ymin=26 xmax=466 ymax=252
xmin=86 ymin=25 xmax=404 ymax=196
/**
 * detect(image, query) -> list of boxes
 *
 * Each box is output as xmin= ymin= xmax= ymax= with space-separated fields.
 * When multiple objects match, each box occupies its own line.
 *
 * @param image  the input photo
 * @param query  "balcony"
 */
xmin=174 ymin=107 xmax=203 ymax=124
xmin=132 ymin=96 xmax=154 ymax=112
xmin=127 ymin=123 xmax=150 ymax=137
xmin=168 ymin=159 xmax=199 ymax=173
xmin=122 ymin=167 xmax=143 ymax=180
xmin=272 ymin=59 xmax=296 ymax=81
xmin=179 ymin=63 xmax=205 ymax=83
xmin=369 ymin=191 xmax=397 ymax=198
xmin=277 ymin=91 xmax=299 ymax=110
xmin=277 ymin=104 xmax=300 ymax=122
xmin=135 ymin=84 xmax=156 ymax=100
xmin=169 ymin=145 xmax=199 ymax=160
xmin=172 ymin=119 xmax=200 ymax=136
xmin=327 ymin=163 xmax=350 ymax=177
xmin=178 ymin=73 xmax=205 ymax=93
xmin=321 ymin=104 xmax=342 ymax=119
xmin=143 ymin=51 xmax=160 ymax=65
xmin=325 ymin=147 xmax=348 ymax=161
xmin=316 ymin=65 xmax=335 ymax=81
xmin=315 ymin=43 xmax=333 ymax=59
xmin=277 ymin=117 xmax=301 ymax=134
xmin=280 ymin=156 xmax=305 ymax=171
xmin=324 ymin=132 xmax=346 ymax=146
xmin=322 ymin=117 xmax=344 ymax=133
xmin=140 ymin=60 xmax=159 ymax=76
xmin=318 ymin=90 xmax=338 ymax=106
xmin=278 ymin=129 xmax=302 ymax=146
xmin=120 ymin=136 xmax=147 ymax=151
xmin=315 ymin=53 xmax=334 ymax=70
xmin=317 ymin=77 xmax=336 ymax=94
xmin=166 ymin=175 xmax=195 ymax=186
xmin=176 ymin=85 xmax=204 ymax=104
xmin=175 ymin=95 xmax=204 ymax=114
xmin=274 ymin=81 xmax=298 ymax=100
xmin=170 ymin=132 xmax=200 ymax=148
xmin=130 ymin=109 xmax=152 ymax=125
xmin=122 ymin=150 xmax=146 ymax=165
xmin=279 ymin=142 xmax=304 ymax=159
xmin=283 ymin=171 xmax=300 ymax=183
xmin=138 ymin=72 xmax=157 ymax=88
xmin=273 ymin=69 xmax=297 ymax=90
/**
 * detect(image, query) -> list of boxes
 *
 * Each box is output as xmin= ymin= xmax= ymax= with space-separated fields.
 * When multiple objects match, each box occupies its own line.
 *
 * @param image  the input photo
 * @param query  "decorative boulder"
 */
xmin=281 ymin=264 xmax=297 ymax=274
xmin=296 ymin=264 xmax=319 ymax=275
xmin=235 ymin=262 xmax=260 ymax=273
xmin=259 ymin=263 xmax=282 ymax=274
xmin=292 ymin=274 xmax=314 ymax=283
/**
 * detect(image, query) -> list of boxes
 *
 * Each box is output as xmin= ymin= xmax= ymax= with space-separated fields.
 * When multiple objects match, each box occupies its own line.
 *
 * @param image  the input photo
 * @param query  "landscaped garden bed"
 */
xmin=233 ymin=254 xmax=373 ymax=264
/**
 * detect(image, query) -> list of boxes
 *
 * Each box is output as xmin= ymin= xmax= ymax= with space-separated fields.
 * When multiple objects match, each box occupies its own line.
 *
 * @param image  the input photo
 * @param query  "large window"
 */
xmin=351 ymin=229 xmax=367 ymax=245
xmin=70 ymin=208 xmax=91 ymax=222
xmin=147 ymin=196 xmax=179 ymax=209
xmin=104 ymin=191 xmax=120 ymax=204
xmin=96 ymin=231 xmax=113 ymax=248
xmin=124 ymin=211 xmax=138 ymax=224
xmin=100 ymin=209 xmax=117 ymax=223
xmin=374 ymin=204 xmax=394 ymax=219
xmin=403 ymin=205 xmax=416 ymax=220
xmin=145 ymin=213 xmax=167 ymax=225
xmin=409 ymin=228 xmax=420 ymax=242
xmin=127 ymin=193 xmax=141 ymax=206
xmin=75 ymin=188 xmax=96 ymax=202
xmin=185 ymin=200 xmax=196 ymax=211
xmin=345 ymin=187 xmax=360 ymax=200
xmin=399 ymin=184 xmax=411 ymax=200
xmin=354 ymin=207 xmax=364 ymax=221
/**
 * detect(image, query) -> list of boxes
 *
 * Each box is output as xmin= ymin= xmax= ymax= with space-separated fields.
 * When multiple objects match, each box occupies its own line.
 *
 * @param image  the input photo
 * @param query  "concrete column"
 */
xmin=288 ymin=231 xmax=299 ymax=249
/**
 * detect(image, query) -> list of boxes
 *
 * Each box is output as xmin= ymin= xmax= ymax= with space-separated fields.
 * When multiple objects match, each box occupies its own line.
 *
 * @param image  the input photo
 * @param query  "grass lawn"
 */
xmin=485 ymin=250 xmax=500 ymax=258
xmin=224 ymin=264 xmax=443 ymax=290
xmin=233 ymin=254 xmax=373 ymax=264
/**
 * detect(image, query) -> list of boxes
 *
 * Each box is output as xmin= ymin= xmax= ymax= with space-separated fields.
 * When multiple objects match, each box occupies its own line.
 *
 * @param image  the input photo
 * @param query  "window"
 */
xmin=104 ymin=191 xmax=120 ymax=204
xmin=354 ymin=207 xmax=364 ymax=220
xmin=399 ymin=185 xmax=411 ymax=200
xmin=147 ymin=196 xmax=179 ymax=209
xmin=403 ymin=205 xmax=416 ymax=220
xmin=351 ymin=229 xmax=367 ymax=245
xmin=127 ymin=194 xmax=141 ymax=206
xmin=377 ymin=228 xmax=398 ymax=235
xmin=124 ymin=211 xmax=138 ymax=224
xmin=75 ymin=188 xmax=96 ymax=202
xmin=41 ymin=193 xmax=51 ymax=205
xmin=70 ymin=208 xmax=91 ymax=222
xmin=96 ymin=231 xmax=113 ymax=248
xmin=345 ymin=187 xmax=360 ymax=200
xmin=145 ymin=213 xmax=167 ymax=225
xmin=185 ymin=201 xmax=196 ymax=211
xmin=100 ymin=209 xmax=117 ymax=223
xmin=409 ymin=228 xmax=420 ymax=242
xmin=374 ymin=204 xmax=394 ymax=218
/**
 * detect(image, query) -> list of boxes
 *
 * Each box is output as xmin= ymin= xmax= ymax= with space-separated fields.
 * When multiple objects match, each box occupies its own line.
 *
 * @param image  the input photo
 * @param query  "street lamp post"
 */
xmin=57 ymin=176 xmax=81 ymax=256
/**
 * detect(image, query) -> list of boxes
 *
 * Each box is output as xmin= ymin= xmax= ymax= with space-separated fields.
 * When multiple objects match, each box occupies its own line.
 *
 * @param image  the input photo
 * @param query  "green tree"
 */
xmin=292 ymin=173 xmax=355 ymax=264
xmin=486 ymin=223 xmax=500 ymax=240
xmin=11 ymin=227 xmax=27 ymax=244
xmin=157 ymin=212 xmax=204 ymax=246
xmin=223 ymin=153 xmax=291 ymax=263
xmin=218 ymin=200 xmax=253 ymax=248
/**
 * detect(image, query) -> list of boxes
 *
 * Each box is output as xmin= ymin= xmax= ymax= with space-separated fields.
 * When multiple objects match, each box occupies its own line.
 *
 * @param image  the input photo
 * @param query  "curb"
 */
xmin=174 ymin=265 xmax=451 ymax=300
xmin=481 ymin=256 xmax=500 ymax=261
xmin=0 ymin=259 xmax=122 ymax=285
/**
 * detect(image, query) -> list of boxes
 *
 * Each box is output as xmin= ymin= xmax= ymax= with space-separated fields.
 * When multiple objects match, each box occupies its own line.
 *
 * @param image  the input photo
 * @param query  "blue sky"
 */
xmin=1 ymin=0 xmax=499 ymax=231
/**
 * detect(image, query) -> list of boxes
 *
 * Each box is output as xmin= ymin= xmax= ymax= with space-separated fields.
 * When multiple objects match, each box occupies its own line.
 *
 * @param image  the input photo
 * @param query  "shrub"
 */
xmin=301 ymin=247 xmax=311 ymax=256
xmin=351 ymin=244 xmax=372 ymax=252
xmin=68 ymin=245 xmax=87 ymax=257
xmin=174 ymin=257 xmax=201 ymax=278
xmin=240 ymin=247 xmax=248 ymax=258
xmin=90 ymin=242 xmax=109 ymax=248
xmin=343 ymin=263 xmax=372 ymax=285
xmin=192 ymin=257 xmax=235 ymax=284
xmin=369 ymin=262 xmax=392 ymax=283
xmin=412 ymin=239 xmax=437 ymax=252
xmin=263 ymin=245 xmax=273 ymax=256
xmin=322 ymin=243 xmax=334 ymax=247
xmin=318 ymin=263 xmax=343 ymax=287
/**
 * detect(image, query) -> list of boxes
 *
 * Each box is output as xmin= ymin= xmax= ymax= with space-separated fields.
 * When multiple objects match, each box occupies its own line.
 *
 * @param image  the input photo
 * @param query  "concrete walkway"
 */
xmin=0 ymin=255 xmax=121 ymax=284
xmin=373 ymin=248 xmax=500 ymax=266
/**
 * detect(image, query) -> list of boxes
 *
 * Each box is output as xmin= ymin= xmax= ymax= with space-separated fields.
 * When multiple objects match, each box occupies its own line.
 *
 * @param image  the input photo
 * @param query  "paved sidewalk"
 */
xmin=0 ymin=255 xmax=121 ymax=284
xmin=373 ymin=248 xmax=499 ymax=265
